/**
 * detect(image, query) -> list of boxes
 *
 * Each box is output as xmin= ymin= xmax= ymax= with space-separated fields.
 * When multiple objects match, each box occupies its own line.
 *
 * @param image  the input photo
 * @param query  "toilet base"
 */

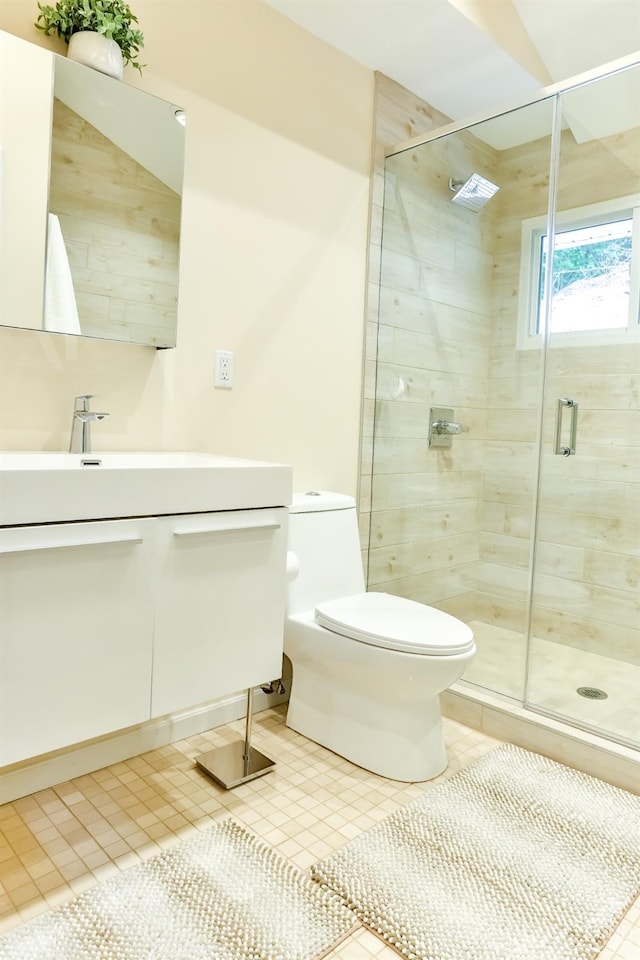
xmin=285 ymin=662 xmax=449 ymax=781
xmin=284 ymin=613 xmax=474 ymax=782
xmin=286 ymin=695 xmax=447 ymax=782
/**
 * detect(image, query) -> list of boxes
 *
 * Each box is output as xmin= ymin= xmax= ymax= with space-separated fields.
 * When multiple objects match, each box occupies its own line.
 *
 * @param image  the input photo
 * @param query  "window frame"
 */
xmin=517 ymin=193 xmax=640 ymax=350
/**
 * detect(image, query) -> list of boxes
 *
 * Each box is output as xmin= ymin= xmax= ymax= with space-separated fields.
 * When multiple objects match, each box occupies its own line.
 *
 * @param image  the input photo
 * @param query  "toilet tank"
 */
xmin=287 ymin=491 xmax=366 ymax=616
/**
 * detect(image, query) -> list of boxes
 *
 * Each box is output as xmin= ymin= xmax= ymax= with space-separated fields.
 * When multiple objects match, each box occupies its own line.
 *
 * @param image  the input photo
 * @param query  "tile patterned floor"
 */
xmin=0 ymin=706 xmax=638 ymax=958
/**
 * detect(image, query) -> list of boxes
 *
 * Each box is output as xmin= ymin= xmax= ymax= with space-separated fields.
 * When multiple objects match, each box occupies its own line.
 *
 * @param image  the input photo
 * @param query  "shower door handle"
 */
xmin=554 ymin=397 xmax=578 ymax=456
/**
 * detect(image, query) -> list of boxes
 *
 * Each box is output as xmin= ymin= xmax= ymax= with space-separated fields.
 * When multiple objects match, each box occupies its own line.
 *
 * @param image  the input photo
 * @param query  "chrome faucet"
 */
xmin=69 ymin=395 xmax=109 ymax=454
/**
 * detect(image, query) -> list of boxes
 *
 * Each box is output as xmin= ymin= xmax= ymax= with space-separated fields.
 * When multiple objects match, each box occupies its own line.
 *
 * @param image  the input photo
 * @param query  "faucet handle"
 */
xmin=74 ymin=394 xmax=94 ymax=411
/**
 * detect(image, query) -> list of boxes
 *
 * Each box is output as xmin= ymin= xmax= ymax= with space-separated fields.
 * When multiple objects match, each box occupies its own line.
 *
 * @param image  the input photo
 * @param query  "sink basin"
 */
xmin=0 ymin=451 xmax=293 ymax=525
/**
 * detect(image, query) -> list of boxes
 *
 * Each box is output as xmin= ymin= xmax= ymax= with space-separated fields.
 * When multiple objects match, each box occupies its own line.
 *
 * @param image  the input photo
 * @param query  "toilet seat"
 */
xmin=314 ymin=592 xmax=475 ymax=656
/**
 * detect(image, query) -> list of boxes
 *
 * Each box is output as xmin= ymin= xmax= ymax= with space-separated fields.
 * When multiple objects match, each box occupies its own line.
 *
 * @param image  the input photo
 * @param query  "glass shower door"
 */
xmin=525 ymin=63 xmax=640 ymax=747
xmin=370 ymin=96 xmax=555 ymax=702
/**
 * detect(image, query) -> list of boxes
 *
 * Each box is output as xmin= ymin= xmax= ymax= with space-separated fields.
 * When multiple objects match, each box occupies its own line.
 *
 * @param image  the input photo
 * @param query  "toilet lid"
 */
xmin=315 ymin=592 xmax=475 ymax=656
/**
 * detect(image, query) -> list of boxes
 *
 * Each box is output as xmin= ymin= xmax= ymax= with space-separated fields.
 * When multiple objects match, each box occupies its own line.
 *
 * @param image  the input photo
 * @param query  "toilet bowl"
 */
xmin=284 ymin=491 xmax=476 ymax=782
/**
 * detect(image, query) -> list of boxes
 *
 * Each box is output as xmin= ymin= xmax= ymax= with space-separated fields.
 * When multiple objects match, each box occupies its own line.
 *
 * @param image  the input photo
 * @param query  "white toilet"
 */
xmin=284 ymin=491 xmax=476 ymax=782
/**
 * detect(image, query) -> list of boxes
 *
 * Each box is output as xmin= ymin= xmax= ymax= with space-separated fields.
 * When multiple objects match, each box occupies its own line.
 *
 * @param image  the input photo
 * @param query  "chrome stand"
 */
xmin=195 ymin=687 xmax=276 ymax=789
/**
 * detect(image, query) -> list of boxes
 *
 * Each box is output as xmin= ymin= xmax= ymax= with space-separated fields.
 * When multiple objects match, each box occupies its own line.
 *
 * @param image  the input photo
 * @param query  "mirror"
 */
xmin=0 ymin=31 xmax=185 ymax=348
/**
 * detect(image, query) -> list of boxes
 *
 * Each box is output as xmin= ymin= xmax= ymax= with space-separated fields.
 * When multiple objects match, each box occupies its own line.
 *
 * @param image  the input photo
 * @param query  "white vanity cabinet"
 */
xmin=151 ymin=507 xmax=288 ymax=718
xmin=0 ymin=506 xmax=288 ymax=767
xmin=0 ymin=519 xmax=155 ymax=766
xmin=0 ymin=451 xmax=292 ymax=773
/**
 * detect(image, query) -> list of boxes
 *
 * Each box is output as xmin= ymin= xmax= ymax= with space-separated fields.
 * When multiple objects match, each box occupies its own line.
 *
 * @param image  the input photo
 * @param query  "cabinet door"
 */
xmin=151 ymin=508 xmax=287 ymax=718
xmin=0 ymin=519 xmax=154 ymax=765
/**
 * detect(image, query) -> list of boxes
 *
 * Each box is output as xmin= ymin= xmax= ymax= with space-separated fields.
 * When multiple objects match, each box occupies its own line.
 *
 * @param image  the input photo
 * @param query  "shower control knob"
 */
xmin=431 ymin=420 xmax=469 ymax=436
xmin=428 ymin=407 xmax=469 ymax=448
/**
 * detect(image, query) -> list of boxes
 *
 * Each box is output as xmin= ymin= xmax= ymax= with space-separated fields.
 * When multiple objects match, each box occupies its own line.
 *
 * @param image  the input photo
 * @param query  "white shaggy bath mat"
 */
xmin=0 ymin=819 xmax=356 ymax=960
xmin=312 ymin=743 xmax=640 ymax=960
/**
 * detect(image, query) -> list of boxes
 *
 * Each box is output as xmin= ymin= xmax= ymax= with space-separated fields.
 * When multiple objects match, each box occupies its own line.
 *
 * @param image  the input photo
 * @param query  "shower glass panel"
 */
xmin=370 ymin=97 xmax=555 ymax=701
xmin=525 ymin=63 xmax=640 ymax=745
xmin=370 ymin=53 xmax=640 ymax=750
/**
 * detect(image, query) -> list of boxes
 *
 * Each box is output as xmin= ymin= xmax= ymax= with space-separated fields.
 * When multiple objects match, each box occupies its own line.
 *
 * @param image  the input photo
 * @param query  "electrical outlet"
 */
xmin=215 ymin=350 xmax=234 ymax=388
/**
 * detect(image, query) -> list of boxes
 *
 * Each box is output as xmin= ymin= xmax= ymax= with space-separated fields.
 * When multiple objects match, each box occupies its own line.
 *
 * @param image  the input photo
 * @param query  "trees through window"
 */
xmin=518 ymin=196 xmax=640 ymax=348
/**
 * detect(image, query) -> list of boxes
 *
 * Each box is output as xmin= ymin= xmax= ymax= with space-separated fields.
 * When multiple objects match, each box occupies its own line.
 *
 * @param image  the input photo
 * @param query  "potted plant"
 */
xmin=35 ymin=0 xmax=144 ymax=76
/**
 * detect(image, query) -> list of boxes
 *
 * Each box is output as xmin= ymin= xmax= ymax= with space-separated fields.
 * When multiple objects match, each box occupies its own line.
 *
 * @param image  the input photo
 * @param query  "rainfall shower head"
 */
xmin=449 ymin=173 xmax=499 ymax=212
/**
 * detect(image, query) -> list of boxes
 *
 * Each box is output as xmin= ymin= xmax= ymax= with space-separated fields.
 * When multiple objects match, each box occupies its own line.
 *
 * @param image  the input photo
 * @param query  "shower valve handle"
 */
xmin=431 ymin=419 xmax=469 ymax=436
xmin=428 ymin=408 xmax=469 ymax=448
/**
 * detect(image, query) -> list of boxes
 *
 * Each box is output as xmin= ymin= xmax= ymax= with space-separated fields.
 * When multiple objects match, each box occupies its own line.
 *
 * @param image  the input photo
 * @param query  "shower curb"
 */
xmin=442 ymin=685 xmax=639 ymax=796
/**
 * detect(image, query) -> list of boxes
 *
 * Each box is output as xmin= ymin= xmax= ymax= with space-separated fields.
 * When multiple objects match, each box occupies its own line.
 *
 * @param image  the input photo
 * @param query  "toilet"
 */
xmin=284 ymin=491 xmax=476 ymax=782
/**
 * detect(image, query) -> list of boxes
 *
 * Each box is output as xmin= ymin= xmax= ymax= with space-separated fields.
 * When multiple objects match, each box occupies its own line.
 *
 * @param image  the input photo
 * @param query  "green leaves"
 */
xmin=35 ymin=0 xmax=145 ymax=71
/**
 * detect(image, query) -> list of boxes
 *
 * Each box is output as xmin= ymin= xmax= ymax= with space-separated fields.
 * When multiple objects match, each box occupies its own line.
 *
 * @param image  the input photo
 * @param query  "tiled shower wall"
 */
xmin=360 ymin=74 xmax=501 ymax=620
xmin=524 ymin=126 xmax=639 ymax=663
xmin=482 ymin=123 xmax=639 ymax=664
xmin=358 ymin=74 xmax=452 ymax=575
xmin=360 ymin=75 xmax=639 ymax=667
xmin=473 ymin=121 xmax=550 ymax=646
xmin=367 ymin=129 xmax=498 ymax=615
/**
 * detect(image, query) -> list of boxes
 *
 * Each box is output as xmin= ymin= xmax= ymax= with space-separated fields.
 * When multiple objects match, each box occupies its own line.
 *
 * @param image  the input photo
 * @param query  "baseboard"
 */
xmin=0 ymin=688 xmax=288 ymax=805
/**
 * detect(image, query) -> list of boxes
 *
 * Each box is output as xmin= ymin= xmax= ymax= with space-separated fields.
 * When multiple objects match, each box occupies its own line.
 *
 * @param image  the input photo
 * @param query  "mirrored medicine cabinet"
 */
xmin=0 ymin=30 xmax=185 ymax=348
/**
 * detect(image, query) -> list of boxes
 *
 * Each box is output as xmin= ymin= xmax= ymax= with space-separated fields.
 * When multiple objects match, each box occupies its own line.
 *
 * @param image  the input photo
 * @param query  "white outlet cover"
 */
xmin=215 ymin=350 xmax=234 ymax=388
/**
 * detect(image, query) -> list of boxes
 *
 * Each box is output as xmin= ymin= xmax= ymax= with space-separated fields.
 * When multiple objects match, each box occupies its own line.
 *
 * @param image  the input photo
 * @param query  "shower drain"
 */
xmin=576 ymin=686 xmax=608 ymax=700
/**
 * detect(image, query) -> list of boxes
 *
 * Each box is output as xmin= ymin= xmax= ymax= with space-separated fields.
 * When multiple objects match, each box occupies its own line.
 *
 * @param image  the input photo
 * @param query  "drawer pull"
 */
xmin=0 ymin=534 xmax=143 ymax=555
xmin=173 ymin=521 xmax=281 ymax=538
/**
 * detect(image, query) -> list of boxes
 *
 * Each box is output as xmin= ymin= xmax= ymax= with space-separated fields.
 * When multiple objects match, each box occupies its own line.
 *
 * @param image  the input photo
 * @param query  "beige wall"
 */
xmin=0 ymin=1 xmax=374 ymax=494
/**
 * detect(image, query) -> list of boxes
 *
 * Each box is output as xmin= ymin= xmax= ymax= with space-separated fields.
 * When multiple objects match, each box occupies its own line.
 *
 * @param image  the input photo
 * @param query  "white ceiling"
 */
xmin=263 ymin=0 xmax=640 ymax=125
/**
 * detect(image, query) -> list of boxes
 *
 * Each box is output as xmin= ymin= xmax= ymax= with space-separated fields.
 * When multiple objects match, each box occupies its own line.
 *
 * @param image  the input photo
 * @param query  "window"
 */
xmin=517 ymin=195 xmax=640 ymax=349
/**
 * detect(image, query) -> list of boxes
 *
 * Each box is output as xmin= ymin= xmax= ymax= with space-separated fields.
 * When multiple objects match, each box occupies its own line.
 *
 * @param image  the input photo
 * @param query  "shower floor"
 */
xmin=463 ymin=620 xmax=640 ymax=747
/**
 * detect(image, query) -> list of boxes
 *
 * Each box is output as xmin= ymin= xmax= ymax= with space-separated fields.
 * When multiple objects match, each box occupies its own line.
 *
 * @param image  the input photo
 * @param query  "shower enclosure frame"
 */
xmin=363 ymin=51 xmax=640 ymax=788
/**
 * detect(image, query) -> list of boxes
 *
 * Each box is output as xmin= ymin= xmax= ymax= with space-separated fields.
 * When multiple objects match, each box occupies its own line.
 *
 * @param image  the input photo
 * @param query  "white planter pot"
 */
xmin=67 ymin=31 xmax=123 ymax=81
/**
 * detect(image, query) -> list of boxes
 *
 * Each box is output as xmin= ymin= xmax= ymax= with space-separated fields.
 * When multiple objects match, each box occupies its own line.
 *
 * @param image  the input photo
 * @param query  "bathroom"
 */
xmin=0 ymin=0 xmax=639 ymax=955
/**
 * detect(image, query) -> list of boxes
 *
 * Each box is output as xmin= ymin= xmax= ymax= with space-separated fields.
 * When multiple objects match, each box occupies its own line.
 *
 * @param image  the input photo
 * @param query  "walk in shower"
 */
xmin=367 ymin=54 xmax=640 ymax=751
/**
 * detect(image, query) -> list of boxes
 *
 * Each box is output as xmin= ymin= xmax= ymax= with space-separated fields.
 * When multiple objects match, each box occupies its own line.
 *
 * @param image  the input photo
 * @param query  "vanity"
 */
xmin=0 ymin=36 xmax=293 ymax=797
xmin=0 ymin=453 xmax=292 ymax=782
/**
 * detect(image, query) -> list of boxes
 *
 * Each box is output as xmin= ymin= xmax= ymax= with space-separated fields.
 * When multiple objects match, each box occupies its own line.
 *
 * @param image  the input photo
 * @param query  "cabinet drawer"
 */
xmin=151 ymin=508 xmax=287 ymax=717
xmin=0 ymin=519 xmax=154 ymax=765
